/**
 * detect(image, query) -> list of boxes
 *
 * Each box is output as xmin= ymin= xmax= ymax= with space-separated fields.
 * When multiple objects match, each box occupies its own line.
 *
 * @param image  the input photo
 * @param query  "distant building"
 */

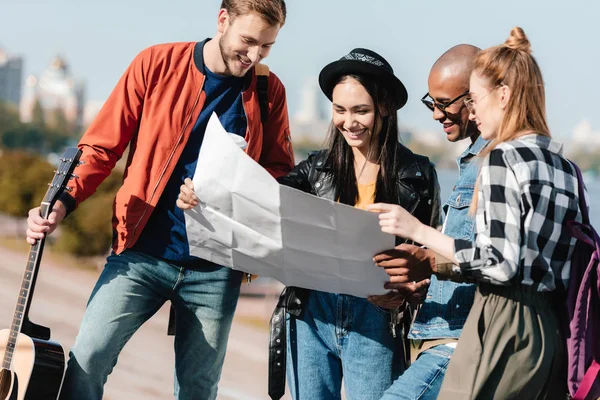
xmin=20 ymin=56 xmax=85 ymax=134
xmin=290 ymin=77 xmax=330 ymax=147
xmin=294 ymin=77 xmax=328 ymax=124
xmin=572 ymin=120 xmax=600 ymax=149
xmin=83 ymin=100 xmax=104 ymax=128
xmin=0 ymin=48 xmax=23 ymax=106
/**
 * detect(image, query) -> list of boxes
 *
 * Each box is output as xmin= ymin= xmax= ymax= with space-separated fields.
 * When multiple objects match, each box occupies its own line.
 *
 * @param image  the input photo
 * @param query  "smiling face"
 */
xmin=468 ymin=72 xmax=506 ymax=140
xmin=427 ymin=68 xmax=476 ymax=143
xmin=331 ymin=77 xmax=379 ymax=154
xmin=217 ymin=10 xmax=280 ymax=77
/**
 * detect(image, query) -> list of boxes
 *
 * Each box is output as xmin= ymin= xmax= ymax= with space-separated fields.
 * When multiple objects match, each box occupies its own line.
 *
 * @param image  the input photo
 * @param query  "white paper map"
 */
xmin=184 ymin=113 xmax=395 ymax=298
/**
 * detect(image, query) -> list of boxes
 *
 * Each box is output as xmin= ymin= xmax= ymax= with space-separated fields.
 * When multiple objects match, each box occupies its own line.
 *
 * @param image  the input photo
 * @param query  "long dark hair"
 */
xmin=324 ymin=74 xmax=400 ymax=206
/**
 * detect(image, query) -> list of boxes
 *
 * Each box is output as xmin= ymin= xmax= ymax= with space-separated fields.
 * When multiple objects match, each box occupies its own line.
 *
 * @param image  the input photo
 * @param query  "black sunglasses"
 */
xmin=421 ymin=90 xmax=470 ymax=115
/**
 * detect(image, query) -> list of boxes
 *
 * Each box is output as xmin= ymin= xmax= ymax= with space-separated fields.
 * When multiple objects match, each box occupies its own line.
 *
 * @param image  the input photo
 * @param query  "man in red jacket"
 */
xmin=25 ymin=1 xmax=293 ymax=399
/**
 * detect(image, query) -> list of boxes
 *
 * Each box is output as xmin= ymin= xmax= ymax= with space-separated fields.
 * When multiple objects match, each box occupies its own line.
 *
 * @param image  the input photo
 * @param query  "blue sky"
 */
xmin=2 ymin=0 xmax=599 ymax=137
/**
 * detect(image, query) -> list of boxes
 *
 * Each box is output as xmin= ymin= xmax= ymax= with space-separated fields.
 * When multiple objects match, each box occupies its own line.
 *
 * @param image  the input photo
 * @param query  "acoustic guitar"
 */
xmin=0 ymin=147 xmax=82 ymax=400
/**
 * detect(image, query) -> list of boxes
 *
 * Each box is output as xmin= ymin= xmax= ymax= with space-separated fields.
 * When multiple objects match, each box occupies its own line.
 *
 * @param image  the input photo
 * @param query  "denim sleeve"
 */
xmin=428 ymin=163 xmax=443 ymax=229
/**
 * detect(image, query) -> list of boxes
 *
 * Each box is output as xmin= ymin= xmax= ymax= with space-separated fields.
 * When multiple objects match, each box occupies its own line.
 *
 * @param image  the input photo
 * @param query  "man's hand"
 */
xmin=368 ymin=279 xmax=430 ymax=307
xmin=374 ymin=244 xmax=437 ymax=286
xmin=26 ymin=200 xmax=67 ymax=245
xmin=368 ymin=291 xmax=405 ymax=309
xmin=176 ymin=178 xmax=199 ymax=210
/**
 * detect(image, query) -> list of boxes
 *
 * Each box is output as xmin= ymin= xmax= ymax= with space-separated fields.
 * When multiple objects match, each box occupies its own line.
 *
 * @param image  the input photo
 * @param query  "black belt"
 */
xmin=268 ymin=286 xmax=307 ymax=400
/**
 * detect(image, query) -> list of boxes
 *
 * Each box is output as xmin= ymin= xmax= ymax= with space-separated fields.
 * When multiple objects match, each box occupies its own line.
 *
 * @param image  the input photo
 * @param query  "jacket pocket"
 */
xmin=443 ymin=185 xmax=475 ymax=240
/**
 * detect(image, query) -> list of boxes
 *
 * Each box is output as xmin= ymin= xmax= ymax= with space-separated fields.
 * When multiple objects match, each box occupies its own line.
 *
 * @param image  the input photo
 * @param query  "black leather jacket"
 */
xmin=278 ymin=144 xmax=441 ymax=230
xmin=267 ymin=144 xmax=442 ymax=399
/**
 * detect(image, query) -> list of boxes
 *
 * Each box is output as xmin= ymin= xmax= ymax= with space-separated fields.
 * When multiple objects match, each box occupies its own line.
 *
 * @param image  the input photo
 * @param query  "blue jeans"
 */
xmin=286 ymin=290 xmax=404 ymax=400
xmin=380 ymin=344 xmax=454 ymax=400
xmin=59 ymin=250 xmax=243 ymax=400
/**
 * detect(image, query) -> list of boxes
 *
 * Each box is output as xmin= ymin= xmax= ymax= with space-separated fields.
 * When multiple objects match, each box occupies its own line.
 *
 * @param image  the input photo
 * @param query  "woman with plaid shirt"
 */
xmin=368 ymin=27 xmax=583 ymax=399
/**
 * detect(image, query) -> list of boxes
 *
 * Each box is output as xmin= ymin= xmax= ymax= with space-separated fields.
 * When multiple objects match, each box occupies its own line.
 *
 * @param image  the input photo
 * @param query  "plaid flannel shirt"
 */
xmin=453 ymin=134 xmax=583 ymax=292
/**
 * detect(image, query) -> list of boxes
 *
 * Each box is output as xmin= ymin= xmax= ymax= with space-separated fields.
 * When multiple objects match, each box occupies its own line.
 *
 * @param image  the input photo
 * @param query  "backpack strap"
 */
xmin=573 ymin=360 xmax=600 ymax=400
xmin=568 ymin=160 xmax=590 ymax=225
xmin=568 ymin=160 xmax=600 ymax=399
xmin=255 ymin=63 xmax=270 ymax=124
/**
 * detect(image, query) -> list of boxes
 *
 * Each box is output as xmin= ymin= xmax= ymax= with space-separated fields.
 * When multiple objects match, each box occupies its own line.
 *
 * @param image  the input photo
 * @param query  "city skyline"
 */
xmin=19 ymin=55 xmax=86 ymax=133
xmin=0 ymin=48 xmax=22 ymax=106
xmin=2 ymin=0 xmax=599 ymax=139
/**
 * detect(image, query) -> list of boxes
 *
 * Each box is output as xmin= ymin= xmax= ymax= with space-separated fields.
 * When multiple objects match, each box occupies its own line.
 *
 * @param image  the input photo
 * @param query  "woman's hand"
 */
xmin=176 ymin=178 xmax=199 ymax=210
xmin=367 ymin=203 xmax=423 ymax=241
xmin=368 ymin=204 xmax=460 ymax=275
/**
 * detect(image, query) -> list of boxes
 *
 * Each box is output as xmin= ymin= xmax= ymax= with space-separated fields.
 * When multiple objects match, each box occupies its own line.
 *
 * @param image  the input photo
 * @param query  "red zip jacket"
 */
xmin=61 ymin=41 xmax=294 ymax=254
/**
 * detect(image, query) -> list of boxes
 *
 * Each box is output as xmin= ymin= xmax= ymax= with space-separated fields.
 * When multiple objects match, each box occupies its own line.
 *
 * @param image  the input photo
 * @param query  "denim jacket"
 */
xmin=409 ymin=135 xmax=489 ymax=340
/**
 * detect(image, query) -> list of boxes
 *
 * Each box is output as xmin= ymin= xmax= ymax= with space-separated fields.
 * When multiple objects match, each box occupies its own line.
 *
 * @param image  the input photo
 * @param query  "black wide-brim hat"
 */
xmin=319 ymin=48 xmax=408 ymax=110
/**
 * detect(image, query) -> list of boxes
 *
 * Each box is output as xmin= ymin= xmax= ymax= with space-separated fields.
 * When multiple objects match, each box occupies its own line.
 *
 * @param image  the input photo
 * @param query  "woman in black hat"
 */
xmin=176 ymin=47 xmax=442 ymax=399
xmin=273 ymin=48 xmax=441 ymax=399
xmin=176 ymin=47 xmax=441 ymax=399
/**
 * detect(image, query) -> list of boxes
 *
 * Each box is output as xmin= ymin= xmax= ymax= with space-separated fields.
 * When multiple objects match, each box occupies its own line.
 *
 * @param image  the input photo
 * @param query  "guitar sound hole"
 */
xmin=0 ymin=368 xmax=15 ymax=399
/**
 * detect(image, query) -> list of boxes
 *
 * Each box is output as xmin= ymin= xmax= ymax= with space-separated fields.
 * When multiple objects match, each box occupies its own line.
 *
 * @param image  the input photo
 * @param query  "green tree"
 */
xmin=49 ymin=107 xmax=71 ymax=135
xmin=31 ymin=98 xmax=45 ymax=130
xmin=567 ymin=147 xmax=600 ymax=173
xmin=1 ymin=126 xmax=43 ymax=151
xmin=44 ymin=128 xmax=72 ymax=153
xmin=56 ymin=171 xmax=123 ymax=256
xmin=0 ymin=151 xmax=54 ymax=217
xmin=1 ymin=124 xmax=71 ymax=153
xmin=0 ymin=150 xmax=126 ymax=257
xmin=0 ymin=101 xmax=22 ymax=137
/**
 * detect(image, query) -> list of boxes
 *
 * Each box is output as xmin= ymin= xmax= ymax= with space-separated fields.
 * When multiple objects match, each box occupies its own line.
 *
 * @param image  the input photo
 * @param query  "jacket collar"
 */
xmin=395 ymin=143 xmax=426 ymax=182
xmin=312 ymin=143 xmax=426 ymax=182
xmin=458 ymin=134 xmax=489 ymax=162
xmin=517 ymin=133 xmax=563 ymax=155
xmin=193 ymin=39 xmax=254 ymax=90
xmin=193 ymin=39 xmax=209 ymax=75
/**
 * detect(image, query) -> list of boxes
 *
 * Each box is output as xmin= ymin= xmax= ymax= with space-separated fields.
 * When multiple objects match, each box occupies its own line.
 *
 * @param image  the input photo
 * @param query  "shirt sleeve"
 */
xmin=453 ymin=148 xmax=522 ymax=285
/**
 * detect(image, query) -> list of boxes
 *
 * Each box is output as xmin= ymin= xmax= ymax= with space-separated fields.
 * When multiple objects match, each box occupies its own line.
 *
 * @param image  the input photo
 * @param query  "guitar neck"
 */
xmin=1 ymin=202 xmax=50 ymax=370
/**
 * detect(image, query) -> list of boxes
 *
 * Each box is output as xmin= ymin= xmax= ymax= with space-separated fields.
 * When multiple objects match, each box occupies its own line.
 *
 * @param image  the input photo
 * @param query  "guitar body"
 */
xmin=0 ymin=148 xmax=81 ymax=400
xmin=0 ymin=329 xmax=66 ymax=400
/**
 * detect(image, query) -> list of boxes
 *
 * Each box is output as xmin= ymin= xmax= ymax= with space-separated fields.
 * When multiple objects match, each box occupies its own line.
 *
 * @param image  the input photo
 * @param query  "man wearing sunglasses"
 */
xmin=421 ymin=89 xmax=469 ymax=141
xmin=375 ymin=44 xmax=489 ymax=400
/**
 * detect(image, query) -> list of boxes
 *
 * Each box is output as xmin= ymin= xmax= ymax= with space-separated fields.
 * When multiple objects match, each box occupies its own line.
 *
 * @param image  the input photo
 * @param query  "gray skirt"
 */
xmin=438 ymin=283 xmax=567 ymax=400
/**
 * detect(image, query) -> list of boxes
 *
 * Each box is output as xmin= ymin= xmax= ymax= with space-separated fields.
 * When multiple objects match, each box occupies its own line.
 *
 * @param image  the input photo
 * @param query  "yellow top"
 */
xmin=355 ymin=182 xmax=376 ymax=210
